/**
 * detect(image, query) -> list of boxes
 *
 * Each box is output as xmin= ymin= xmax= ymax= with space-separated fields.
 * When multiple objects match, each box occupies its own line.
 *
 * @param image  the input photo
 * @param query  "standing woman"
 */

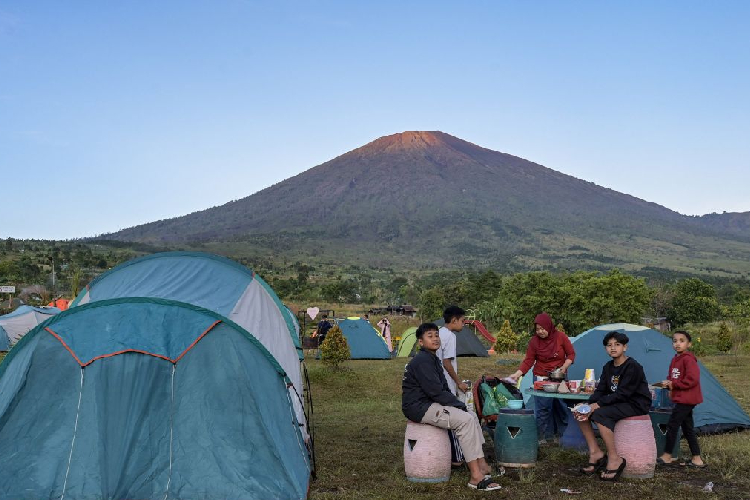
xmin=509 ymin=312 xmax=576 ymax=442
xmin=377 ymin=317 xmax=392 ymax=352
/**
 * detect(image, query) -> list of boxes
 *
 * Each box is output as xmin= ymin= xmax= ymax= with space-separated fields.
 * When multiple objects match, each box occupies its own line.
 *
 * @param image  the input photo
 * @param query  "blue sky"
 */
xmin=2 ymin=1 xmax=749 ymax=240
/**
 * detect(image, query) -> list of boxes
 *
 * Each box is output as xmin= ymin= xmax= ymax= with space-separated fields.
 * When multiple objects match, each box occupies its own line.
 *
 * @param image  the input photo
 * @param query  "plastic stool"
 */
xmin=403 ymin=421 xmax=451 ymax=483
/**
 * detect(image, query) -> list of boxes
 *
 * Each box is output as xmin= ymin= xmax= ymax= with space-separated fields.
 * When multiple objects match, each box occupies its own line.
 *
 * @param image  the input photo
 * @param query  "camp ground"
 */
xmin=336 ymin=317 xmax=391 ymax=359
xmin=70 ymin=251 xmax=309 ymax=439
xmin=0 ymin=305 xmax=60 ymax=351
xmin=0 ymin=298 xmax=310 ymax=499
xmin=519 ymin=323 xmax=750 ymax=433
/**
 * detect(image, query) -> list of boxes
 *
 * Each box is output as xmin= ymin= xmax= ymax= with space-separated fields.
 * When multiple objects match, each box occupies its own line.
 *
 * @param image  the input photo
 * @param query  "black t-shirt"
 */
xmin=317 ymin=320 xmax=332 ymax=337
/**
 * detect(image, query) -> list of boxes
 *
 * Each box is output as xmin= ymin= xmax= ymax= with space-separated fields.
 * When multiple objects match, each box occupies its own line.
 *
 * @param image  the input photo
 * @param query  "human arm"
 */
xmin=417 ymin=359 xmax=465 ymax=409
xmin=671 ymin=356 xmax=700 ymax=391
xmin=511 ymin=341 xmax=537 ymax=380
xmin=442 ymin=358 xmax=468 ymax=392
xmin=560 ymin=335 xmax=575 ymax=373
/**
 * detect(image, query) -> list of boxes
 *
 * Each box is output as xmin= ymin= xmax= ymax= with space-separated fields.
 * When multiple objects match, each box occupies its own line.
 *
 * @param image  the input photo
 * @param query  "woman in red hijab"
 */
xmin=510 ymin=312 xmax=576 ymax=443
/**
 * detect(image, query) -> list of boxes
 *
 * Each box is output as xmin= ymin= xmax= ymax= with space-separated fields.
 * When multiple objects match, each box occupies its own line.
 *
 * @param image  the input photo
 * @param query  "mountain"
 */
xmin=100 ymin=131 xmax=750 ymax=276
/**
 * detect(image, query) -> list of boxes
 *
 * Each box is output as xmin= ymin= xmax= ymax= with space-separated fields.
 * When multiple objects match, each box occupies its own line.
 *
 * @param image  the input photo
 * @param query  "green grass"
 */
xmin=307 ymin=355 xmax=750 ymax=499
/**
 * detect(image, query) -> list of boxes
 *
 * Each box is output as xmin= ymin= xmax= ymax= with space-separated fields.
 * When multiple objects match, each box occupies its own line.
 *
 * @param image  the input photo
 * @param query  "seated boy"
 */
xmin=402 ymin=323 xmax=501 ymax=491
xmin=574 ymin=331 xmax=651 ymax=482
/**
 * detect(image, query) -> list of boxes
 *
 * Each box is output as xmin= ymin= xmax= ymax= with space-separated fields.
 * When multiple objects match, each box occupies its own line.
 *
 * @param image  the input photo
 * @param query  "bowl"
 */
xmin=507 ymin=400 xmax=524 ymax=410
xmin=542 ymin=383 xmax=559 ymax=393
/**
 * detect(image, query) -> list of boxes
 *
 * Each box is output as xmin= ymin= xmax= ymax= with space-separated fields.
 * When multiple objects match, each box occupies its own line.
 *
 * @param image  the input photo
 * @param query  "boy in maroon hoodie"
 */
xmin=657 ymin=330 xmax=706 ymax=467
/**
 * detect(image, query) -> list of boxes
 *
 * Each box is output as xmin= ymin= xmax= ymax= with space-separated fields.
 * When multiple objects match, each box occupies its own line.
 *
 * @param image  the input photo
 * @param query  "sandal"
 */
xmin=681 ymin=461 xmax=708 ymax=469
xmin=600 ymin=458 xmax=627 ymax=482
xmin=468 ymin=477 xmax=502 ymax=491
xmin=656 ymin=457 xmax=678 ymax=467
xmin=580 ymin=455 xmax=607 ymax=476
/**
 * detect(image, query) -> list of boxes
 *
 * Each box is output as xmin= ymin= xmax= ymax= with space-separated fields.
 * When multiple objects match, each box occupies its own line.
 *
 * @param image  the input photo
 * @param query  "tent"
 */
xmin=0 ymin=305 xmax=60 ymax=351
xmin=396 ymin=326 xmax=418 ymax=357
xmin=336 ymin=318 xmax=391 ymax=359
xmin=434 ymin=319 xmax=489 ymax=357
xmin=0 ymin=298 xmax=310 ymax=499
xmin=70 ymin=251 xmax=308 ymax=436
xmin=520 ymin=323 xmax=750 ymax=434
xmin=397 ymin=321 xmax=490 ymax=357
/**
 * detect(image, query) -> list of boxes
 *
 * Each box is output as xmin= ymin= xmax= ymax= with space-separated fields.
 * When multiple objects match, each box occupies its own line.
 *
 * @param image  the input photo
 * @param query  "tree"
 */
xmin=493 ymin=320 xmax=518 ymax=354
xmin=418 ymin=287 xmax=445 ymax=322
xmin=668 ymin=278 xmax=719 ymax=326
xmin=717 ymin=322 xmax=732 ymax=353
xmin=320 ymin=325 xmax=350 ymax=369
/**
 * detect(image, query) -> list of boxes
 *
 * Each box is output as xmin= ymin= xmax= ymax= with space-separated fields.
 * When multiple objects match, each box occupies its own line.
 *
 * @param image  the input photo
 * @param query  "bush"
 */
xmin=320 ymin=325 xmax=350 ymax=369
xmin=717 ymin=322 xmax=733 ymax=353
xmin=493 ymin=319 xmax=518 ymax=354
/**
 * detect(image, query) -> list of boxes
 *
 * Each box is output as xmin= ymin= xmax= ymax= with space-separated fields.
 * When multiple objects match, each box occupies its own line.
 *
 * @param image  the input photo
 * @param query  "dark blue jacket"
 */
xmin=402 ymin=347 xmax=466 ymax=422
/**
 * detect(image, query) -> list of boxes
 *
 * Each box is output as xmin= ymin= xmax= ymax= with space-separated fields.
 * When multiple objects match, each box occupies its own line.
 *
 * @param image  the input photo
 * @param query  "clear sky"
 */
xmin=2 ymin=1 xmax=749 ymax=240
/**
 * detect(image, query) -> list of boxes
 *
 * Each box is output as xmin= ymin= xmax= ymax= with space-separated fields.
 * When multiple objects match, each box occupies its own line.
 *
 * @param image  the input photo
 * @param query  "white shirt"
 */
xmin=437 ymin=326 xmax=458 ymax=395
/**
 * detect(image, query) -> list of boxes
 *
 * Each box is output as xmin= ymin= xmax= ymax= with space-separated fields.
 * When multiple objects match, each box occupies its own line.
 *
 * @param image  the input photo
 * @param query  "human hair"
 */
xmin=416 ymin=322 xmax=439 ymax=339
xmin=673 ymin=330 xmax=692 ymax=342
xmin=443 ymin=305 xmax=466 ymax=324
xmin=603 ymin=331 xmax=629 ymax=346
xmin=321 ymin=314 xmax=328 ymax=319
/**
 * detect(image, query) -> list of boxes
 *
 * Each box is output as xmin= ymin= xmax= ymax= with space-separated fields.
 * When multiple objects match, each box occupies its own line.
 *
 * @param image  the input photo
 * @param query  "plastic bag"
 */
xmin=480 ymin=383 xmax=509 ymax=416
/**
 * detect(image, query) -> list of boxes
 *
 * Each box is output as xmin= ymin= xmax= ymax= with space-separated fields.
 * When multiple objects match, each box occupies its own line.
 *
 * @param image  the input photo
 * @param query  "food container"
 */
xmin=542 ymin=383 xmax=558 ymax=393
xmin=507 ymin=399 xmax=524 ymax=410
xmin=573 ymin=403 xmax=591 ymax=415
xmin=548 ymin=368 xmax=566 ymax=381
xmin=533 ymin=381 xmax=547 ymax=391
xmin=568 ymin=380 xmax=581 ymax=393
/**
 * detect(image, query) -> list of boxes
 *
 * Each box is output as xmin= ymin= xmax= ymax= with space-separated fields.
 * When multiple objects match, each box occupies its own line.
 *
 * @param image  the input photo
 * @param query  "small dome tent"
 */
xmin=0 ymin=305 xmax=60 ymax=351
xmin=70 ymin=251 xmax=308 ymax=437
xmin=519 ymin=323 xmax=750 ymax=433
xmin=434 ymin=319 xmax=489 ymax=357
xmin=336 ymin=318 xmax=391 ymax=359
xmin=0 ymin=298 xmax=310 ymax=499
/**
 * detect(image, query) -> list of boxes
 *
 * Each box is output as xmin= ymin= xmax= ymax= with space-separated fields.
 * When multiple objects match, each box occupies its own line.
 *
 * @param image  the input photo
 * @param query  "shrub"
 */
xmin=717 ymin=322 xmax=733 ymax=353
xmin=320 ymin=325 xmax=350 ymax=369
xmin=493 ymin=320 xmax=518 ymax=354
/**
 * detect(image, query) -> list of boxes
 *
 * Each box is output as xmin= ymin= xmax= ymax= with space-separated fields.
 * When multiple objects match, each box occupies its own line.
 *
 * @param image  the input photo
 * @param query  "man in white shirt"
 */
xmin=438 ymin=305 xmax=468 ymax=396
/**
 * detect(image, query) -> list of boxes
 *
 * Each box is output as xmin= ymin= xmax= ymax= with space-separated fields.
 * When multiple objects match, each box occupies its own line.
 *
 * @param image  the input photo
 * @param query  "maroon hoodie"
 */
xmin=668 ymin=351 xmax=703 ymax=405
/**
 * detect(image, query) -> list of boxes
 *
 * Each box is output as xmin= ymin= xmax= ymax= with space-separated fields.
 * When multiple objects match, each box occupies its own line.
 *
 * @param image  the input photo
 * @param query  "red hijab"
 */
xmin=534 ymin=312 xmax=562 ymax=359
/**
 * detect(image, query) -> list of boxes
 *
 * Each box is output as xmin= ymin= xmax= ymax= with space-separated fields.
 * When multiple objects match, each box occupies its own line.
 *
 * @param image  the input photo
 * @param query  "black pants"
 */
xmin=665 ymin=403 xmax=701 ymax=457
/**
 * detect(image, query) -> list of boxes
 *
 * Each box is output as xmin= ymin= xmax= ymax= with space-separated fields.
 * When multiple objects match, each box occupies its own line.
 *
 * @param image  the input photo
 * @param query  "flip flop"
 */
xmin=600 ymin=458 xmax=627 ymax=482
xmin=656 ymin=457 xmax=678 ymax=467
xmin=580 ymin=455 xmax=607 ymax=476
xmin=681 ymin=461 xmax=708 ymax=469
xmin=468 ymin=477 xmax=502 ymax=491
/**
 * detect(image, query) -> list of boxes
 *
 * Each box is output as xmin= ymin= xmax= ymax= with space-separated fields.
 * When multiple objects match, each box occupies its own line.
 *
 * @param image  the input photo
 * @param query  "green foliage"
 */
xmin=418 ymin=287 xmax=445 ymax=322
xmin=320 ymin=325 xmax=350 ymax=369
xmin=669 ymin=278 xmax=719 ymax=326
xmin=493 ymin=319 xmax=518 ymax=354
xmin=717 ymin=321 xmax=733 ymax=352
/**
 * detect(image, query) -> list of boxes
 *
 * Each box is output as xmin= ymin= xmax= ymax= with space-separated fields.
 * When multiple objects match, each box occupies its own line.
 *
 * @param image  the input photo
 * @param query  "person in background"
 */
xmin=377 ymin=316 xmax=392 ymax=352
xmin=574 ymin=331 xmax=651 ymax=482
xmin=657 ymin=330 xmax=706 ymax=468
xmin=437 ymin=305 xmax=469 ymax=466
xmin=402 ymin=323 xmax=502 ymax=491
xmin=509 ymin=312 xmax=575 ymax=443
xmin=316 ymin=314 xmax=332 ymax=345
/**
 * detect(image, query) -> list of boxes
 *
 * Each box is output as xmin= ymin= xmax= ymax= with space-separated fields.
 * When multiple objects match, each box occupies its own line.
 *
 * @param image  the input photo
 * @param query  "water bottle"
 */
xmin=462 ymin=380 xmax=475 ymax=413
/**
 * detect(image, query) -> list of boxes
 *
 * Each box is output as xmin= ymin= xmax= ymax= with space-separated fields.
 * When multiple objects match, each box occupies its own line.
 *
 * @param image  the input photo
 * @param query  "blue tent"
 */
xmin=0 ymin=305 xmax=60 ymax=351
xmin=337 ymin=318 xmax=391 ymax=359
xmin=70 ymin=251 xmax=307 ymax=437
xmin=520 ymin=323 xmax=750 ymax=433
xmin=0 ymin=298 xmax=310 ymax=499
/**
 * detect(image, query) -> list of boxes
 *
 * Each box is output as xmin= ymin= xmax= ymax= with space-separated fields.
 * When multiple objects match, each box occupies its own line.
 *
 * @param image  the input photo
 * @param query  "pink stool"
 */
xmin=403 ymin=421 xmax=451 ymax=483
xmin=614 ymin=415 xmax=657 ymax=479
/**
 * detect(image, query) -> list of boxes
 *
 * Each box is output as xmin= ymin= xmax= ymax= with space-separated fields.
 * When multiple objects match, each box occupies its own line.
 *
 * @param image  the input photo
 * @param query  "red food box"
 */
xmin=533 ymin=381 xmax=546 ymax=391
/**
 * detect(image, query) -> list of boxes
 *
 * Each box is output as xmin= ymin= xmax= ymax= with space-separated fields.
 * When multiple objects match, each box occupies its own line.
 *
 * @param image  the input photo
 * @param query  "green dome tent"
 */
xmin=396 ymin=326 xmax=418 ymax=357
xmin=0 ymin=298 xmax=310 ymax=499
xmin=519 ymin=323 xmax=750 ymax=434
xmin=397 ymin=321 xmax=489 ymax=357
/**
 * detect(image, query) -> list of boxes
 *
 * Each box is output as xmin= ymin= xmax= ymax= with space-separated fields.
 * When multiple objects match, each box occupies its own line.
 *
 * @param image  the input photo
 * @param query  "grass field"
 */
xmin=307 ymin=354 xmax=750 ymax=500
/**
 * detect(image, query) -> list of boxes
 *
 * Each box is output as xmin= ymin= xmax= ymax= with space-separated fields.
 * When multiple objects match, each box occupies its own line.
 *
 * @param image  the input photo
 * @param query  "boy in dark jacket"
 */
xmin=573 ymin=331 xmax=651 ymax=481
xmin=402 ymin=323 xmax=501 ymax=491
xmin=657 ymin=331 xmax=705 ymax=467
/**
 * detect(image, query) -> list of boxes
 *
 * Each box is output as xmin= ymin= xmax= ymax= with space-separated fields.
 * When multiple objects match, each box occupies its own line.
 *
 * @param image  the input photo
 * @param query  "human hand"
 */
xmin=589 ymin=403 xmax=600 ymax=412
xmin=458 ymin=381 xmax=469 ymax=393
xmin=664 ymin=380 xmax=672 ymax=390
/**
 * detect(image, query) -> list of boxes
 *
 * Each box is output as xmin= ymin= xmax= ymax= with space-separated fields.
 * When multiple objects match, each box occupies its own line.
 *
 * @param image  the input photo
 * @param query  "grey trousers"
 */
xmin=420 ymin=403 xmax=485 ymax=463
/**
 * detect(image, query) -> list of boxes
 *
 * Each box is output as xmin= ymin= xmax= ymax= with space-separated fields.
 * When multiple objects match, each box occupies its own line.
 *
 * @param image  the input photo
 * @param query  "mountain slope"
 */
xmin=101 ymin=132 xmax=750 ymax=276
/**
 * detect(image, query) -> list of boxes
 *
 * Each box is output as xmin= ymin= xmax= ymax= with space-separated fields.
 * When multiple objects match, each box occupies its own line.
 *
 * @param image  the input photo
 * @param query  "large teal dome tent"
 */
xmin=520 ymin=323 xmax=750 ymax=433
xmin=0 ymin=305 xmax=60 ymax=351
xmin=70 ymin=251 xmax=308 ymax=437
xmin=0 ymin=298 xmax=310 ymax=499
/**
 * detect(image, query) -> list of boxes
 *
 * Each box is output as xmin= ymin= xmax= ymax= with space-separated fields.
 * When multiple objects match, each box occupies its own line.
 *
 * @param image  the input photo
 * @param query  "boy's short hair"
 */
xmin=674 ymin=330 xmax=692 ymax=342
xmin=443 ymin=305 xmax=466 ymax=323
xmin=416 ymin=322 xmax=439 ymax=339
xmin=603 ymin=331 xmax=629 ymax=346
xmin=321 ymin=314 xmax=328 ymax=319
